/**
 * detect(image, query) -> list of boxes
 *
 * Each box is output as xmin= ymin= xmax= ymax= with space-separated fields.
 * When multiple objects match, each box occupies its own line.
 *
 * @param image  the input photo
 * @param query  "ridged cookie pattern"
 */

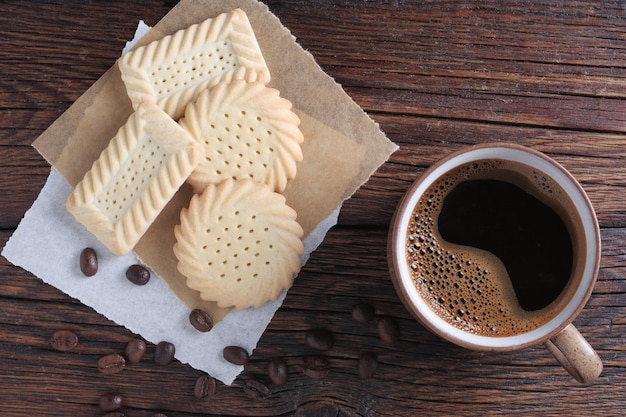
xmin=67 ymin=102 xmax=204 ymax=255
xmin=173 ymin=179 xmax=304 ymax=309
xmin=179 ymin=80 xmax=304 ymax=193
xmin=118 ymin=8 xmax=270 ymax=120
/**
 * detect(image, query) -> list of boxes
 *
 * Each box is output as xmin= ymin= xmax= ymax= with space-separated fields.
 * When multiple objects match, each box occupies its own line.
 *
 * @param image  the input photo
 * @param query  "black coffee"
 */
xmin=406 ymin=159 xmax=580 ymax=337
xmin=438 ymin=179 xmax=572 ymax=311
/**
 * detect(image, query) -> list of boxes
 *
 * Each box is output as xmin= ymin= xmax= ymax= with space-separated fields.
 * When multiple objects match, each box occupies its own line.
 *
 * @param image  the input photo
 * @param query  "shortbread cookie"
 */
xmin=179 ymin=80 xmax=304 ymax=193
xmin=173 ymin=179 xmax=304 ymax=309
xmin=118 ymin=8 xmax=270 ymax=120
xmin=67 ymin=102 xmax=204 ymax=255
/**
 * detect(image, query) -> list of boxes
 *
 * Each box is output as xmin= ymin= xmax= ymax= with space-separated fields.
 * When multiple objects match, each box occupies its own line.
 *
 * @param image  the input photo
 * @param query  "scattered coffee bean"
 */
xmin=268 ymin=358 xmax=288 ymax=385
xmin=99 ymin=392 xmax=123 ymax=412
xmin=305 ymin=329 xmax=334 ymax=351
xmin=80 ymin=248 xmax=98 ymax=276
xmin=267 ymin=358 xmax=289 ymax=385
xmin=223 ymin=345 xmax=250 ymax=365
xmin=102 ymin=413 xmax=125 ymax=417
xmin=97 ymin=353 xmax=126 ymax=374
xmin=351 ymin=302 xmax=375 ymax=323
xmin=377 ymin=316 xmax=400 ymax=344
xmin=125 ymin=338 xmax=147 ymax=363
xmin=151 ymin=414 xmax=168 ymax=417
xmin=243 ymin=379 xmax=270 ymax=401
xmin=125 ymin=264 xmax=150 ymax=286
xmin=50 ymin=330 xmax=78 ymax=352
xmin=299 ymin=356 xmax=330 ymax=378
xmin=189 ymin=308 xmax=213 ymax=332
xmin=154 ymin=341 xmax=176 ymax=365
xmin=194 ymin=374 xmax=216 ymax=399
xmin=358 ymin=352 xmax=378 ymax=380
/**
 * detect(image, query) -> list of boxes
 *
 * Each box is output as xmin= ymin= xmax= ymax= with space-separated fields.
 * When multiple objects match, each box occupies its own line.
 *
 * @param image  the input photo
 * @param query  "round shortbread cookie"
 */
xmin=173 ymin=178 xmax=304 ymax=309
xmin=179 ymin=79 xmax=304 ymax=193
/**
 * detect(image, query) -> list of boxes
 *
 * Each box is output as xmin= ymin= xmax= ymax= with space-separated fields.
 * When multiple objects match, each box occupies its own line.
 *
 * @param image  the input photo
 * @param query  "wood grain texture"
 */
xmin=2 ymin=1 xmax=626 ymax=416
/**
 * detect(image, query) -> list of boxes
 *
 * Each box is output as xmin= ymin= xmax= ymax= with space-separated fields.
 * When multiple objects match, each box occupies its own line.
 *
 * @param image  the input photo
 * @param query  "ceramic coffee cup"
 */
xmin=388 ymin=143 xmax=602 ymax=383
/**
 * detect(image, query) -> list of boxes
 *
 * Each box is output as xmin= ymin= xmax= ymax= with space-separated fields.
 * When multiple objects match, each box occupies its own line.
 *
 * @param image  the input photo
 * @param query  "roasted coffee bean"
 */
xmin=194 ymin=374 xmax=216 ymax=399
xmin=154 ymin=341 xmax=176 ymax=365
xmin=377 ymin=316 xmax=400 ymax=344
xmin=151 ymin=414 xmax=168 ymax=417
xmin=358 ymin=352 xmax=378 ymax=380
xmin=351 ymin=302 xmax=375 ymax=323
xmin=80 ymin=248 xmax=98 ymax=276
xmin=243 ymin=379 xmax=270 ymax=401
xmin=125 ymin=338 xmax=147 ymax=363
xmin=102 ymin=413 xmax=125 ymax=417
xmin=99 ymin=392 xmax=123 ymax=411
xmin=125 ymin=264 xmax=150 ymax=286
xmin=50 ymin=330 xmax=78 ymax=352
xmin=305 ymin=329 xmax=334 ymax=351
xmin=268 ymin=358 xmax=288 ymax=385
xmin=189 ymin=308 xmax=213 ymax=332
xmin=97 ymin=353 xmax=126 ymax=374
xmin=299 ymin=356 xmax=330 ymax=378
xmin=223 ymin=345 xmax=249 ymax=365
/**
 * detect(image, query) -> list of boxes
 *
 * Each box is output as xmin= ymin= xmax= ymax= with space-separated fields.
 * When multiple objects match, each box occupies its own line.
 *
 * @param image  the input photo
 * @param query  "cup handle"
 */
xmin=544 ymin=323 xmax=602 ymax=383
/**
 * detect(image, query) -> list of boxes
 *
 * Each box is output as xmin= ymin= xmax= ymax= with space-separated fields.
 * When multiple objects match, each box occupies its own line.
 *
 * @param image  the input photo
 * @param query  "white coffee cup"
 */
xmin=388 ymin=143 xmax=602 ymax=383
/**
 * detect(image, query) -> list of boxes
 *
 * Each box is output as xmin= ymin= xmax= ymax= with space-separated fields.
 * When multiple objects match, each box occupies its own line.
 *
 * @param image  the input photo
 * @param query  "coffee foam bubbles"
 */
xmin=406 ymin=160 xmax=570 ymax=337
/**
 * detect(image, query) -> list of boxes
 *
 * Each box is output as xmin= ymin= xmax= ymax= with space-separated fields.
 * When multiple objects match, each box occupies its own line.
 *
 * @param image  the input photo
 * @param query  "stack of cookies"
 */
xmin=67 ymin=9 xmax=305 ymax=310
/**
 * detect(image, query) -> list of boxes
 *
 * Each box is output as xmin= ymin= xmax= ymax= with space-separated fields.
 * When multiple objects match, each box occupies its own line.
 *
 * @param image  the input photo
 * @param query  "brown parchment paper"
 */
xmin=33 ymin=0 xmax=398 ymax=323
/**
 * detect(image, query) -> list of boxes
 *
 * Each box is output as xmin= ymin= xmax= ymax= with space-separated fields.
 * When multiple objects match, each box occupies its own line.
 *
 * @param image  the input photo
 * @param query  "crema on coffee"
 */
xmin=405 ymin=159 xmax=582 ymax=337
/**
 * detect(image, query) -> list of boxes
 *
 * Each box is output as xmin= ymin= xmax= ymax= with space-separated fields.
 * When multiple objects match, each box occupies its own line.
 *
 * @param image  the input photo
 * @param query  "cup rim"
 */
xmin=388 ymin=142 xmax=601 ymax=351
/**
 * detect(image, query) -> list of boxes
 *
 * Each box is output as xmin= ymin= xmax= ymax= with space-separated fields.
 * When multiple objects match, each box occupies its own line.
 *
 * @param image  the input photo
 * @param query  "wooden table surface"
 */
xmin=2 ymin=1 xmax=626 ymax=416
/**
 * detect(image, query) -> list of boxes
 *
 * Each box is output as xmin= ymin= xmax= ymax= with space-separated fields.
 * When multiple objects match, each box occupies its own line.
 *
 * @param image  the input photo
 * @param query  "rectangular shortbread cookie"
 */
xmin=67 ymin=102 xmax=204 ymax=255
xmin=118 ymin=8 xmax=271 ymax=120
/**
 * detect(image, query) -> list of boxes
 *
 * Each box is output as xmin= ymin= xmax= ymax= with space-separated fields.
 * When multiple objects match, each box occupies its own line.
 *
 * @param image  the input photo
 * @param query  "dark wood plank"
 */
xmin=2 ymin=226 xmax=625 ymax=416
